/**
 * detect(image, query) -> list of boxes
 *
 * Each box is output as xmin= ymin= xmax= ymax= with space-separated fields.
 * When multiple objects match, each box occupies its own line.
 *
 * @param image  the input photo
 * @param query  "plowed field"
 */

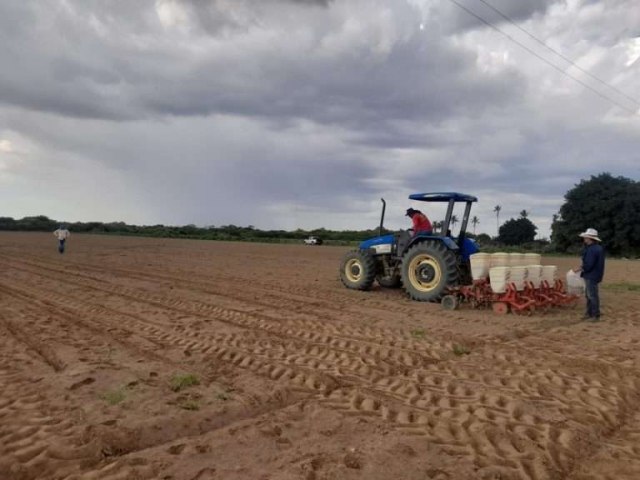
xmin=1 ymin=233 xmax=639 ymax=480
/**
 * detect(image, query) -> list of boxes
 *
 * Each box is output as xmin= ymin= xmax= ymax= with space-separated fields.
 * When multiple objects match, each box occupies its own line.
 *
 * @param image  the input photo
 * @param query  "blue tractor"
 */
xmin=339 ymin=192 xmax=479 ymax=302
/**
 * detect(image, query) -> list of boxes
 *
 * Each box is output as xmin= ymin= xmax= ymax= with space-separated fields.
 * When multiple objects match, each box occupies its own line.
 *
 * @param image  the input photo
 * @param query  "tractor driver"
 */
xmin=405 ymin=208 xmax=433 ymax=236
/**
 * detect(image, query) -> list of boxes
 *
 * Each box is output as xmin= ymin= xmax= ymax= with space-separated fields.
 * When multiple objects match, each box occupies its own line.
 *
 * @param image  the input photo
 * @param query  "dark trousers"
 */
xmin=584 ymin=278 xmax=600 ymax=318
xmin=58 ymin=239 xmax=66 ymax=254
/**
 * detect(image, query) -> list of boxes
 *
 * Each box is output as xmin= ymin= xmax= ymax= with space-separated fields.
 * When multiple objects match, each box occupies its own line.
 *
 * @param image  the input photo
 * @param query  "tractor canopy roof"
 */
xmin=408 ymin=192 xmax=477 ymax=203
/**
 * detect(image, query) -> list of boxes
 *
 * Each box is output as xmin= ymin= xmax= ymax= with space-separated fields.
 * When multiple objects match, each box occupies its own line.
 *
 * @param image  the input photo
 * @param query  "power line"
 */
xmin=445 ymin=0 xmax=638 ymax=114
xmin=475 ymin=0 xmax=640 ymax=107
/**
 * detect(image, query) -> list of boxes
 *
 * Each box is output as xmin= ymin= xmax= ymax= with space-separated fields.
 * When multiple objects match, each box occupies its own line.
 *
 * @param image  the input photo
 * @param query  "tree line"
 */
xmin=2 ymin=173 xmax=637 ymax=255
xmin=0 ymin=215 xmax=386 ymax=245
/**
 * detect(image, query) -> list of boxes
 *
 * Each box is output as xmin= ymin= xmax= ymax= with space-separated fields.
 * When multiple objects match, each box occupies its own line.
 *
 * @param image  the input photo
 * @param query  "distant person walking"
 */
xmin=53 ymin=225 xmax=70 ymax=254
xmin=573 ymin=228 xmax=605 ymax=322
xmin=405 ymin=208 xmax=433 ymax=236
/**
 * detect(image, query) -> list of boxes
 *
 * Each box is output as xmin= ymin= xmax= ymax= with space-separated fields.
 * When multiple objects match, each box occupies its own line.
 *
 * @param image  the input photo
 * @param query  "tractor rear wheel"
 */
xmin=340 ymin=250 xmax=376 ymax=291
xmin=401 ymin=241 xmax=459 ymax=302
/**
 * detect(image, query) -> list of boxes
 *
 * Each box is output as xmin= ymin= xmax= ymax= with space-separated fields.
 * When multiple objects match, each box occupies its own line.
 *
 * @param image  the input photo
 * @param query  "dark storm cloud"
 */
xmin=138 ymin=32 xmax=524 ymax=133
xmin=0 ymin=106 xmax=376 ymax=227
xmin=438 ymin=0 xmax=557 ymax=34
xmin=159 ymin=0 xmax=334 ymax=39
xmin=0 ymin=0 xmax=638 ymax=235
xmin=0 ymin=1 xmax=146 ymax=120
xmin=0 ymin=0 xmax=524 ymax=129
xmin=287 ymin=0 xmax=333 ymax=5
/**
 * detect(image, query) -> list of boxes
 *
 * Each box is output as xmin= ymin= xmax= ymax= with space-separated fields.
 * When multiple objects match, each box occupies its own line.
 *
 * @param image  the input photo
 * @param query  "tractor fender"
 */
xmin=402 ymin=235 xmax=459 ymax=257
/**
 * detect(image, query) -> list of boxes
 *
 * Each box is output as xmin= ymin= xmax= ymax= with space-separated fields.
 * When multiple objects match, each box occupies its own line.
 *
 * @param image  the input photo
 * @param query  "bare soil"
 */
xmin=1 ymin=232 xmax=639 ymax=480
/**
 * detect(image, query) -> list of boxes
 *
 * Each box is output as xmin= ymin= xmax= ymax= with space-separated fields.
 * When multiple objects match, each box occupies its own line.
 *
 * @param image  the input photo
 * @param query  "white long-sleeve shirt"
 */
xmin=53 ymin=229 xmax=70 ymax=240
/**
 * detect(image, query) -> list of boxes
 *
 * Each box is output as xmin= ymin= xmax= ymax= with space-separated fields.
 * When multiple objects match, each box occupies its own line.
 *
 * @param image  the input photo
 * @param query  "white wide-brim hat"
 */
xmin=579 ymin=228 xmax=601 ymax=242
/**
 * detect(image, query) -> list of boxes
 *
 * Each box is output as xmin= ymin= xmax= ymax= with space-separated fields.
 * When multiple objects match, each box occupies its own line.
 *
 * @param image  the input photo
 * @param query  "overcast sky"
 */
xmin=1 ymin=0 xmax=638 ymax=237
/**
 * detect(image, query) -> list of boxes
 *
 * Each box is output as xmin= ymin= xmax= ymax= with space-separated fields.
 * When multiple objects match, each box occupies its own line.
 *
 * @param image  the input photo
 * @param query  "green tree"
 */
xmin=18 ymin=215 xmax=57 ymax=231
xmin=0 ymin=217 xmax=16 ymax=230
xmin=498 ymin=217 xmax=537 ymax=245
xmin=551 ymin=173 xmax=640 ymax=255
xmin=475 ymin=233 xmax=492 ymax=245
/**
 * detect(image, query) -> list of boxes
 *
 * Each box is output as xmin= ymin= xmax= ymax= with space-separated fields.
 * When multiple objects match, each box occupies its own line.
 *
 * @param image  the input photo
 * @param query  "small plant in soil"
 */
xmin=452 ymin=344 xmax=471 ymax=356
xmin=179 ymin=400 xmax=200 ymax=411
xmin=170 ymin=373 xmax=200 ymax=392
xmin=100 ymin=389 xmax=126 ymax=405
xmin=410 ymin=328 xmax=426 ymax=340
xmin=216 ymin=391 xmax=231 ymax=401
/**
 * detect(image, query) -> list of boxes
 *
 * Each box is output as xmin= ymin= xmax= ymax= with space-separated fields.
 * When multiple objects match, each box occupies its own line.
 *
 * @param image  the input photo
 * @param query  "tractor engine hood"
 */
xmin=359 ymin=234 xmax=395 ymax=251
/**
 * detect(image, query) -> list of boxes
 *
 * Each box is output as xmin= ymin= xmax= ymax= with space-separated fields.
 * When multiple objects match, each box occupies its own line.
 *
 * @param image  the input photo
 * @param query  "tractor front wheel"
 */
xmin=401 ymin=241 xmax=458 ymax=302
xmin=441 ymin=295 xmax=459 ymax=310
xmin=340 ymin=250 xmax=376 ymax=291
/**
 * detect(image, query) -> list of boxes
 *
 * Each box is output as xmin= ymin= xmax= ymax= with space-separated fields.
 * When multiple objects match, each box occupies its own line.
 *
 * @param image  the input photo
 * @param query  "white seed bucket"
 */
xmin=470 ymin=253 xmax=491 ymax=280
xmin=490 ymin=252 xmax=510 ymax=268
xmin=566 ymin=269 xmax=585 ymax=295
xmin=541 ymin=265 xmax=557 ymax=285
xmin=509 ymin=266 xmax=527 ymax=291
xmin=526 ymin=265 xmax=543 ymax=288
xmin=523 ymin=253 xmax=542 ymax=265
xmin=489 ymin=266 xmax=510 ymax=293
xmin=509 ymin=252 xmax=524 ymax=267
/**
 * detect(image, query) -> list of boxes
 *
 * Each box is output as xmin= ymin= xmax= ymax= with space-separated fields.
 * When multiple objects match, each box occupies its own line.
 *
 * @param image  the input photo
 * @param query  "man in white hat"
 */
xmin=53 ymin=224 xmax=71 ymax=254
xmin=574 ymin=228 xmax=605 ymax=322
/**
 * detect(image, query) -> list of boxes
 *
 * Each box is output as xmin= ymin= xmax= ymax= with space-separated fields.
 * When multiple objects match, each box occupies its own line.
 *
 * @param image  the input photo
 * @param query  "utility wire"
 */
xmin=475 ymin=0 xmax=640 ymax=107
xmin=445 ymin=0 xmax=638 ymax=114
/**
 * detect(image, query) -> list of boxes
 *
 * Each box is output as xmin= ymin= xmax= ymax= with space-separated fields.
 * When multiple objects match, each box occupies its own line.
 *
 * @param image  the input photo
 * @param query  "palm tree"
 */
xmin=450 ymin=215 xmax=459 ymax=230
xmin=432 ymin=220 xmax=443 ymax=233
xmin=471 ymin=215 xmax=480 ymax=234
xmin=520 ymin=210 xmax=529 ymax=218
xmin=493 ymin=205 xmax=502 ymax=234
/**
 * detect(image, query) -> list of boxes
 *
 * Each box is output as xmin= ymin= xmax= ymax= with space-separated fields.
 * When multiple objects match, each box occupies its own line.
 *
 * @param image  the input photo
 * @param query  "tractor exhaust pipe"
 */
xmin=379 ymin=198 xmax=386 ymax=236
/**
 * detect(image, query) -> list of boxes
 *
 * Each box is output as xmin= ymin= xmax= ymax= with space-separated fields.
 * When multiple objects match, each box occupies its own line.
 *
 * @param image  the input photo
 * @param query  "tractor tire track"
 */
xmin=3 ymin=254 xmax=470 ymax=341
xmin=0 ymin=324 xmax=102 ymax=480
xmin=2 ymin=260 xmax=452 ymax=366
xmin=2 ymin=243 xmax=640 ymax=480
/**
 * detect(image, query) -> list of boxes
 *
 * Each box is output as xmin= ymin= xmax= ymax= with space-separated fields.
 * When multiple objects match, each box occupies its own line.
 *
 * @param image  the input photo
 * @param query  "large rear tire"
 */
xmin=401 ymin=241 xmax=459 ymax=301
xmin=340 ymin=250 xmax=376 ymax=291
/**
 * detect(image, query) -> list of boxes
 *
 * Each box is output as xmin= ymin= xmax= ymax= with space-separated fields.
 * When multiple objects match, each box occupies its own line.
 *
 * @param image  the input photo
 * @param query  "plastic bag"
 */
xmin=566 ymin=269 xmax=585 ymax=295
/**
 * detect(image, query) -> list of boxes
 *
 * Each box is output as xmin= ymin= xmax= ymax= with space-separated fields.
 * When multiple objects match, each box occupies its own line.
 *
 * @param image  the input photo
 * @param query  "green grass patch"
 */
xmin=603 ymin=282 xmax=640 ymax=292
xmin=410 ymin=328 xmax=426 ymax=340
xmin=170 ymin=373 xmax=200 ymax=392
xmin=216 ymin=391 xmax=231 ymax=401
xmin=100 ymin=389 xmax=126 ymax=405
xmin=452 ymin=344 xmax=471 ymax=356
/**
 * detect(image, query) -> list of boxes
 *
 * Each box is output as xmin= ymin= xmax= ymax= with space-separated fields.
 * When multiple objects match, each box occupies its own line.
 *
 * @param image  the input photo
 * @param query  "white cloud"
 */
xmin=155 ymin=0 xmax=191 ymax=29
xmin=624 ymin=37 xmax=640 ymax=67
xmin=0 ymin=139 xmax=14 ymax=153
